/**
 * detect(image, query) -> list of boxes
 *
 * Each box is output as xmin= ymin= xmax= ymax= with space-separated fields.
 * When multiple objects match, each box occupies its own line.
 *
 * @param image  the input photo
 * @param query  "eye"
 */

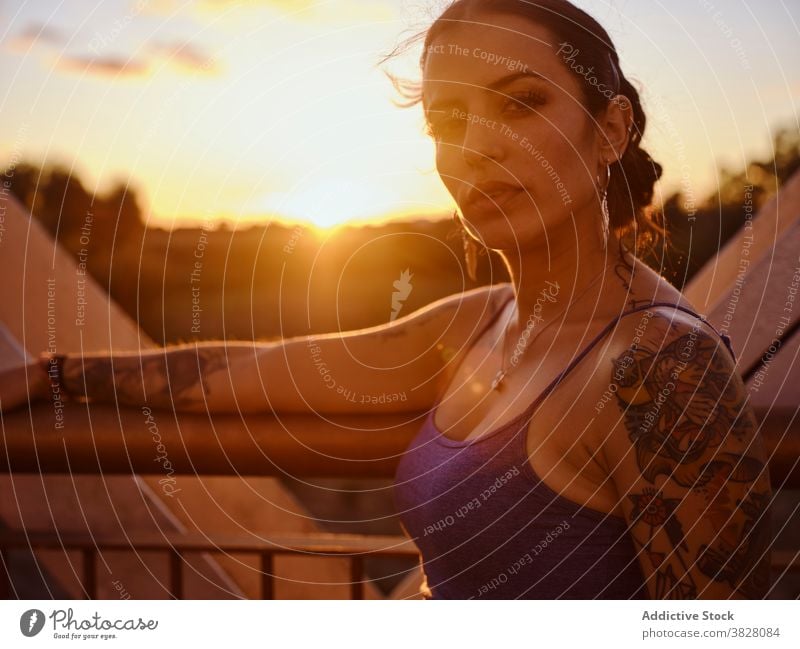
xmin=503 ymin=90 xmax=546 ymax=114
xmin=425 ymin=111 xmax=462 ymax=140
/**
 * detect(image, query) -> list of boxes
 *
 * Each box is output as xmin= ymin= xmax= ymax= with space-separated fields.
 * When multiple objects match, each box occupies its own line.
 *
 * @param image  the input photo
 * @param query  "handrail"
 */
xmin=1 ymin=402 xmax=796 ymax=486
xmin=0 ymin=530 xmax=419 ymax=554
xmin=1 ymin=401 xmax=421 ymax=477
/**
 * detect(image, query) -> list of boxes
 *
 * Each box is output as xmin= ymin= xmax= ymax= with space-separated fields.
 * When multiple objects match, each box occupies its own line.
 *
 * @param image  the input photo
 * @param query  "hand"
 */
xmin=0 ymin=360 xmax=50 ymax=414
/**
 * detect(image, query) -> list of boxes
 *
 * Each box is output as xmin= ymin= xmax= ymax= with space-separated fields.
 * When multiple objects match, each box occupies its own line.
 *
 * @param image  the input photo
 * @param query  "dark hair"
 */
xmin=380 ymin=0 xmax=666 ymax=256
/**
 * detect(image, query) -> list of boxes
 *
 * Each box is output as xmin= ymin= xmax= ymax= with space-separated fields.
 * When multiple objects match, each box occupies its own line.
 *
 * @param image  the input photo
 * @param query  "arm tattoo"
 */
xmin=63 ymin=347 xmax=230 ymax=409
xmin=613 ymin=327 xmax=772 ymax=598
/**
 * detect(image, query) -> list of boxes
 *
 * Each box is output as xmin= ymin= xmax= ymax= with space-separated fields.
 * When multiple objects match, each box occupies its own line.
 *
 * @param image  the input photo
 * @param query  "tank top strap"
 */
xmin=516 ymin=300 xmax=736 ymax=418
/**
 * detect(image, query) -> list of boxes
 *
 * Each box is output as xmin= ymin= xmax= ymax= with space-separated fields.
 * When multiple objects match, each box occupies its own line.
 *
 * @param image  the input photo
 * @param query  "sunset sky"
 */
xmin=1 ymin=0 xmax=798 ymax=229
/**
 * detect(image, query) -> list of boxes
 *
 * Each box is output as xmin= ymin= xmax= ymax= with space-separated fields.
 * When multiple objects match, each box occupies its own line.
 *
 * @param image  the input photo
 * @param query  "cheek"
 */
xmin=435 ymin=144 xmax=464 ymax=196
xmin=510 ymin=121 xmax=594 ymax=202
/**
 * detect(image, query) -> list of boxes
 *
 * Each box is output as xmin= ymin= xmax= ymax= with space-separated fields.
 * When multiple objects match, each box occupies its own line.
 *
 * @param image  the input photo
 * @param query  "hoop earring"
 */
xmin=453 ymin=210 xmax=479 ymax=282
xmin=598 ymin=164 xmax=611 ymax=251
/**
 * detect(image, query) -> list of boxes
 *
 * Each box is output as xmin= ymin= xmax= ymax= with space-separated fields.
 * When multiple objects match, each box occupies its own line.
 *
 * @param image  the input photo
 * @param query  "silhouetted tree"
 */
xmin=2 ymin=124 xmax=798 ymax=342
xmin=100 ymin=181 xmax=145 ymax=238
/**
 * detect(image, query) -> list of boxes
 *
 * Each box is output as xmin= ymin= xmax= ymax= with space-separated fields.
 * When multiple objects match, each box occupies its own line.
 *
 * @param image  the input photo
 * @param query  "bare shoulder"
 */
xmin=599 ymin=250 xmax=716 ymax=363
xmin=382 ymin=281 xmax=513 ymax=349
xmin=613 ymin=250 xmax=694 ymax=309
xmin=423 ymin=281 xmax=512 ymax=319
xmin=324 ymin=281 xmax=516 ymax=396
xmin=387 ymin=282 xmax=512 ymax=395
xmin=438 ymin=282 xmax=513 ymax=351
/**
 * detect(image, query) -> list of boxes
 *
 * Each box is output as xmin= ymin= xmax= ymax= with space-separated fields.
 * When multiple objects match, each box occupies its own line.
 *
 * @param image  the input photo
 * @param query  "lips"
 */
xmin=465 ymin=181 xmax=523 ymax=214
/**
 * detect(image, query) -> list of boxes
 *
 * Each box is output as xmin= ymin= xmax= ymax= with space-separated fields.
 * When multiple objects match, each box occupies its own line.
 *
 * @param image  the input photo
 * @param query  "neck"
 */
xmin=498 ymin=214 xmax=619 ymax=338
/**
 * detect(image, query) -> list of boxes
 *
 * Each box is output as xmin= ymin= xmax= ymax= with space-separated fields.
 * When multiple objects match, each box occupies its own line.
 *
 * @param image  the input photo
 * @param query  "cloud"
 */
xmin=48 ymin=38 xmax=217 ymax=79
xmin=56 ymin=54 xmax=150 ymax=77
xmin=7 ymin=23 xmax=68 ymax=51
xmin=148 ymin=40 xmax=218 ymax=74
xmin=6 ymin=22 xmax=151 ymax=78
xmin=52 ymin=40 xmax=218 ymax=79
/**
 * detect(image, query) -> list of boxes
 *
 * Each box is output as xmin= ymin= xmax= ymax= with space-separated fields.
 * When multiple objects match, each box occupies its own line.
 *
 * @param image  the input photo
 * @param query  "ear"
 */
xmin=595 ymin=94 xmax=634 ymax=169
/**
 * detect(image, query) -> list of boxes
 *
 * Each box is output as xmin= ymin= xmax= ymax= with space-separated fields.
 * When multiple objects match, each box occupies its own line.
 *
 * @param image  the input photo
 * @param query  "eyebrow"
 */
xmin=486 ymin=70 xmax=548 ymax=91
xmin=426 ymin=71 xmax=549 ymax=115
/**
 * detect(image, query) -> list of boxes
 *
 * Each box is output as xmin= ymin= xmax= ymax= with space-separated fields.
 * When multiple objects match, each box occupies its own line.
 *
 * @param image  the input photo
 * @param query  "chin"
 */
xmin=462 ymin=211 xmax=543 ymax=252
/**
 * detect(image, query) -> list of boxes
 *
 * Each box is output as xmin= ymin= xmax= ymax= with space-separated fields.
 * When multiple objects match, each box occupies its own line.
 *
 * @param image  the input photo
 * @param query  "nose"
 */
xmin=461 ymin=117 xmax=504 ymax=168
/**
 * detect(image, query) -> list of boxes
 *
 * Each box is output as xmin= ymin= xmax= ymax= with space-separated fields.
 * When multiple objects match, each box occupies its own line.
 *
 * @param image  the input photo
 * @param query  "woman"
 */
xmin=2 ymin=0 xmax=772 ymax=599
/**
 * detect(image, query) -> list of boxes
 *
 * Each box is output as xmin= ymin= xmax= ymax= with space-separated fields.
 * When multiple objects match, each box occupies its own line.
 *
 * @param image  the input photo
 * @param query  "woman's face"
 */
xmin=422 ymin=13 xmax=607 ymax=250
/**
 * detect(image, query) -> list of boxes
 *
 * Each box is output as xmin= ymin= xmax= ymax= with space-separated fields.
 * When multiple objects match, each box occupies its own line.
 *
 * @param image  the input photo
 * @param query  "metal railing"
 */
xmin=0 ymin=530 xmax=420 ymax=600
xmin=1 ymin=402 xmax=797 ymax=598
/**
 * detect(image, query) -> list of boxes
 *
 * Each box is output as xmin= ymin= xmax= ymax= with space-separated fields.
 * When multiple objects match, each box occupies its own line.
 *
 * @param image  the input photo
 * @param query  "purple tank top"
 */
xmin=393 ymin=295 xmax=735 ymax=600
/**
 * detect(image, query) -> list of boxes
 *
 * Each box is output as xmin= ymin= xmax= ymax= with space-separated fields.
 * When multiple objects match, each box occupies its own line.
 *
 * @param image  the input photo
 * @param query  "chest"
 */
xmin=431 ymin=335 xmax=623 ymax=517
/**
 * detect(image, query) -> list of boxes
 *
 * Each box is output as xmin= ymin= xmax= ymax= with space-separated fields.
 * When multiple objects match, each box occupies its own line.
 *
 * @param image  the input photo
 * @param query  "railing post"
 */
xmin=0 ymin=549 xmax=11 ymax=599
xmin=349 ymin=556 xmax=364 ymax=600
xmin=82 ymin=549 xmax=96 ymax=599
xmin=260 ymin=552 xmax=274 ymax=599
xmin=169 ymin=550 xmax=183 ymax=599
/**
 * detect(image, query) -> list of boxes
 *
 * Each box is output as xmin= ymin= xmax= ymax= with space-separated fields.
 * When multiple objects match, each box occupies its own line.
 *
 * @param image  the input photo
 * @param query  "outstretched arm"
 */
xmin=42 ymin=342 xmax=252 ymax=412
xmin=602 ymin=311 xmax=773 ymax=599
xmin=34 ymin=284 xmax=511 ymax=415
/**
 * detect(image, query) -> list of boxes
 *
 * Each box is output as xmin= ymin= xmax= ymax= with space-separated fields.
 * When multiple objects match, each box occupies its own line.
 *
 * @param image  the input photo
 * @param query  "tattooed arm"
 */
xmin=601 ymin=309 xmax=773 ymax=599
xmin=50 ymin=344 xmax=239 ymax=412
xmin=39 ymin=283 xmax=512 ymax=414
